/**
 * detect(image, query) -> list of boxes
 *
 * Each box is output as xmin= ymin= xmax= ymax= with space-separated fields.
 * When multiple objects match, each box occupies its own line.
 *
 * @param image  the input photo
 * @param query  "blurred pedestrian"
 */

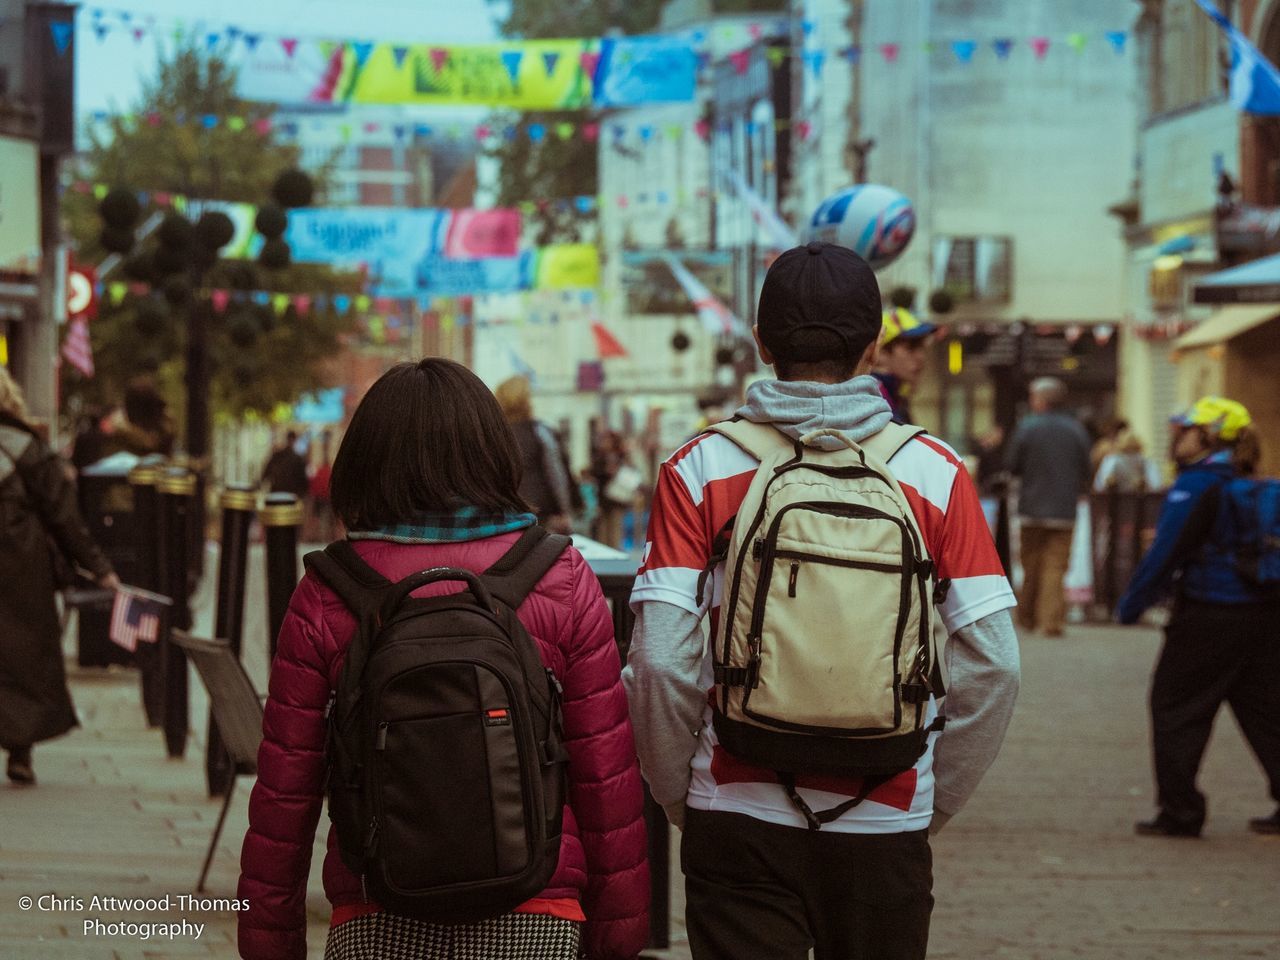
xmin=307 ymin=431 xmax=336 ymax=541
xmin=873 ymin=306 xmax=936 ymax=422
xmin=237 ymin=359 xmax=648 ymax=960
xmin=494 ymin=376 xmax=574 ymax=534
xmin=1093 ymin=427 xmax=1162 ymax=493
xmin=1005 ymin=377 xmax=1091 ymax=637
xmin=591 ymin=429 xmax=640 ymax=548
xmin=1117 ymin=397 xmax=1280 ymax=837
xmin=260 ymin=429 xmax=309 ymax=500
xmin=0 ymin=367 xmax=119 ymax=786
xmin=100 ymin=377 xmax=175 ymax=458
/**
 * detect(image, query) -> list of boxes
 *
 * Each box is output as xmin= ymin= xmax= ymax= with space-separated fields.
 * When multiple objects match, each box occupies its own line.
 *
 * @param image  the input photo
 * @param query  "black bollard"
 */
xmin=128 ymin=459 xmax=165 ymax=727
xmin=205 ymin=486 xmax=257 ymax=796
xmin=157 ymin=467 xmax=197 ymax=759
xmin=260 ymin=493 xmax=303 ymax=662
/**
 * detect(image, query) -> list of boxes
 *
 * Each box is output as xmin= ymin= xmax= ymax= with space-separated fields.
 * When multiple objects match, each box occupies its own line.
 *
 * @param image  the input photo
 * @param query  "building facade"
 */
xmin=790 ymin=0 xmax=1136 ymax=448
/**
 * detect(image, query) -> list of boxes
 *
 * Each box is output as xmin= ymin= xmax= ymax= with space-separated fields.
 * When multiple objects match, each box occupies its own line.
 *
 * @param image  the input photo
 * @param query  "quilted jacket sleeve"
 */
xmin=237 ymin=574 xmax=331 ymax=960
xmin=560 ymin=550 xmax=650 ymax=960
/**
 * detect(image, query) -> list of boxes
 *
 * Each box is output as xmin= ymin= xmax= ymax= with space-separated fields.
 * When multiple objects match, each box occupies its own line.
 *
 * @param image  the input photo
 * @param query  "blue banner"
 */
xmin=284 ymin=209 xmax=451 ymax=296
xmin=594 ymin=37 xmax=698 ymax=107
xmin=414 ymin=253 xmax=534 ymax=296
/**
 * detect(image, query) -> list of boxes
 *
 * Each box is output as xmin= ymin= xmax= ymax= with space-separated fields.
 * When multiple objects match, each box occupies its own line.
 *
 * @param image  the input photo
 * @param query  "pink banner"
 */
xmin=444 ymin=209 xmax=523 ymax=259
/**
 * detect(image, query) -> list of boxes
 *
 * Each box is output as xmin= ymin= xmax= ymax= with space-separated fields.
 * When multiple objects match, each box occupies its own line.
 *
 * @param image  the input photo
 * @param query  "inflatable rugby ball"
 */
xmin=806 ymin=184 xmax=916 ymax=271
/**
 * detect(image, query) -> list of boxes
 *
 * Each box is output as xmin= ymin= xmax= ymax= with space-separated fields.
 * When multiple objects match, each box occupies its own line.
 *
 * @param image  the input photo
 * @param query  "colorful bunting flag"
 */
xmin=880 ymin=43 xmax=900 ymax=64
xmin=61 ymin=318 xmax=94 ymax=377
xmin=729 ymin=49 xmax=750 ymax=74
xmin=1067 ymin=32 xmax=1088 ymax=53
xmin=542 ymin=51 xmax=560 ymax=76
xmin=500 ymin=49 xmax=524 ymax=83
xmin=392 ymin=45 xmax=409 ymax=69
xmin=430 ymin=47 xmax=449 ymax=72
xmin=591 ymin=322 xmax=628 ymax=359
xmin=993 ymin=37 xmax=1014 ymax=59
xmin=49 ymin=21 xmax=73 ymax=56
xmin=952 ymin=39 xmax=977 ymax=63
xmin=1105 ymin=30 xmax=1128 ymax=53
xmin=281 ymin=37 xmax=298 ymax=58
xmin=1030 ymin=36 xmax=1051 ymax=60
xmin=580 ymin=51 xmax=600 ymax=80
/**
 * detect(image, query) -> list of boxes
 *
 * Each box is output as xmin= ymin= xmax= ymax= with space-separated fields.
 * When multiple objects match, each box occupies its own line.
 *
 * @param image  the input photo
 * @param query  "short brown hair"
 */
xmin=330 ymin=359 xmax=528 ymax=530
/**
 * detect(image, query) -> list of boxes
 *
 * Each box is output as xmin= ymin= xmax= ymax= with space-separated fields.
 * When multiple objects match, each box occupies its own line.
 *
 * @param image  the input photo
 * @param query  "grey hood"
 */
xmin=735 ymin=375 xmax=893 ymax=451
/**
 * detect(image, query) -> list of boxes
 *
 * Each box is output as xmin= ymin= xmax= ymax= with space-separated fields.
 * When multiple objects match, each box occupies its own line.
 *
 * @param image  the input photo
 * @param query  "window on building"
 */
xmin=932 ymin=237 xmax=1013 ymax=304
xmin=1142 ymin=0 xmax=1230 ymax=119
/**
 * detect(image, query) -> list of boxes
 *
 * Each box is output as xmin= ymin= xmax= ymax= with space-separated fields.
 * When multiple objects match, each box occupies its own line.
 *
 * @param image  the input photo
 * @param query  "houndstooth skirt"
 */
xmin=324 ymin=911 xmax=584 ymax=960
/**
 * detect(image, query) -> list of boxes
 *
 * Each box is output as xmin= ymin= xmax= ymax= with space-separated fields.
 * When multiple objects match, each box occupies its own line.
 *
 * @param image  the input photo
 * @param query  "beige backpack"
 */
xmin=699 ymin=419 xmax=947 ymax=829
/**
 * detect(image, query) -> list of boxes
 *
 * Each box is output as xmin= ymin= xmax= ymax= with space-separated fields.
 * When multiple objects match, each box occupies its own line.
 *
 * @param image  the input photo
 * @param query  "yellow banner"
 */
xmin=334 ymin=41 xmax=593 ymax=110
xmin=535 ymin=244 xmax=600 ymax=290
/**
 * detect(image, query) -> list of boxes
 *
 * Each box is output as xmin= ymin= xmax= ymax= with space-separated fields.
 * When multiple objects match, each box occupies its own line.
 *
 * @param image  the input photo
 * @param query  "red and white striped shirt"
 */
xmin=631 ymin=428 xmax=1016 ymax=833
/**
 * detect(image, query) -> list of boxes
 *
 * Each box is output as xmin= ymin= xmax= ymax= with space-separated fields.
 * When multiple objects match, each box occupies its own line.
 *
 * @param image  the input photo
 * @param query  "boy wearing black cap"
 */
xmin=623 ymin=242 xmax=1020 ymax=959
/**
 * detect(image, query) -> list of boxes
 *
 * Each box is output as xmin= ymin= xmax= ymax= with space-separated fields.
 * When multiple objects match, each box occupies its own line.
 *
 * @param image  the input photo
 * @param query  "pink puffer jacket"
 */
xmin=237 ymin=535 xmax=650 ymax=960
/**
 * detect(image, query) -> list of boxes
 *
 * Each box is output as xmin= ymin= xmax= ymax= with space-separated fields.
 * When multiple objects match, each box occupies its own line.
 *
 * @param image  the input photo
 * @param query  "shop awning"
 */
xmin=1174 ymin=304 xmax=1280 ymax=349
xmin=1192 ymin=252 xmax=1280 ymax=303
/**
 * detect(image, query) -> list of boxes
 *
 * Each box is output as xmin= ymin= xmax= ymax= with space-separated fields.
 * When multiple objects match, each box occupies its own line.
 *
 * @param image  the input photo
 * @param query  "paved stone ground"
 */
xmin=2 ymin=553 xmax=1277 ymax=958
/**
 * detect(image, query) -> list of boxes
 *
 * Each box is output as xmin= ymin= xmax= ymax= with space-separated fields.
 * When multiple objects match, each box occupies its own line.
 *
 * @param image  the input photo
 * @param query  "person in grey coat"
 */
xmin=1004 ymin=377 xmax=1091 ymax=636
xmin=0 ymin=368 xmax=118 ymax=785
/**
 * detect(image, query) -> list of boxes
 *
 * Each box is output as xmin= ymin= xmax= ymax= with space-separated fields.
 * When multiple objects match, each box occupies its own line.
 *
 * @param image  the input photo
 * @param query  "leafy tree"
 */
xmin=62 ymin=48 xmax=358 ymax=422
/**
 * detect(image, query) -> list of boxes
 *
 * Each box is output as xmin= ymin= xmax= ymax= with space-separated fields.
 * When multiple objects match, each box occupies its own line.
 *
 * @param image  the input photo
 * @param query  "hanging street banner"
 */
xmin=534 ymin=244 xmax=600 ymax=290
xmin=415 ymin=254 xmax=533 ymax=296
xmin=593 ymin=36 xmax=700 ymax=107
xmin=234 ymin=38 xmax=695 ymax=109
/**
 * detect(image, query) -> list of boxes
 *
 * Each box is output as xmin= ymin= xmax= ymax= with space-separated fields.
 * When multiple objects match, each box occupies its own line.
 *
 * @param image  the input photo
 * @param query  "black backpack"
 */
xmin=303 ymin=526 xmax=571 ymax=923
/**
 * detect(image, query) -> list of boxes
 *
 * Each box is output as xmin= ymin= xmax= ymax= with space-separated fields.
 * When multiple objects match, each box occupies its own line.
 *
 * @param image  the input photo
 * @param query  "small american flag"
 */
xmin=109 ymin=586 xmax=171 ymax=653
xmin=61 ymin=317 xmax=95 ymax=378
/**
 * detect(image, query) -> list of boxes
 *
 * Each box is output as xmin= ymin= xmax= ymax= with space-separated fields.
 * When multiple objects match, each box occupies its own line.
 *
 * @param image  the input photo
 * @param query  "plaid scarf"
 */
xmin=348 ymin=506 xmax=536 ymax=544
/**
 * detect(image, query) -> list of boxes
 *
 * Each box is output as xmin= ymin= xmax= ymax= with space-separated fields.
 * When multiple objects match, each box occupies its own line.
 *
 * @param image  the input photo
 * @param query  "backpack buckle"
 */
xmin=916 ymin=559 xmax=936 ymax=581
xmin=933 ymin=578 xmax=952 ymax=605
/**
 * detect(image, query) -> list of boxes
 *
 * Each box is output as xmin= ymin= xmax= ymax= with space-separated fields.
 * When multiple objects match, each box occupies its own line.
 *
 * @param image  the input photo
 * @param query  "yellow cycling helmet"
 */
xmin=881 ymin=307 xmax=937 ymax=347
xmin=1169 ymin=396 xmax=1253 ymax=442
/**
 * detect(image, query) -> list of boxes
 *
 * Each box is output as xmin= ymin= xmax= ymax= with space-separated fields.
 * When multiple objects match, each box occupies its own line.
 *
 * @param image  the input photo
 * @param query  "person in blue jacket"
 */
xmin=1117 ymin=397 xmax=1280 ymax=838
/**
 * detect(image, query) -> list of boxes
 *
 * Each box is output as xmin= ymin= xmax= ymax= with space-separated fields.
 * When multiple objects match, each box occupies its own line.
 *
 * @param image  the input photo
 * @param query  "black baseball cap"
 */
xmin=757 ymin=241 xmax=883 ymax=365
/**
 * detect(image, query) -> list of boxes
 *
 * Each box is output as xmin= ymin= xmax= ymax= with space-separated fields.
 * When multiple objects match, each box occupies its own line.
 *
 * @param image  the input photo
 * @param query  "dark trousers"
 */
xmin=682 ymin=809 xmax=933 ymax=960
xmin=1151 ymin=598 xmax=1280 ymax=828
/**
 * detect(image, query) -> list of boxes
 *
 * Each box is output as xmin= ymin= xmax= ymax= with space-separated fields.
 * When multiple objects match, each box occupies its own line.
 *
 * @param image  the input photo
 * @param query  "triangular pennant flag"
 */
xmin=94 ymin=23 xmax=110 ymax=42
xmin=579 ymin=50 xmax=600 ymax=80
xmin=352 ymin=41 xmax=374 ymax=68
xmin=802 ymin=20 xmax=816 ymax=37
xmin=807 ymin=51 xmax=826 ymax=76
xmin=665 ymin=123 xmax=684 ymax=140
xmin=1067 ymin=32 xmax=1088 ymax=53
xmin=951 ymin=40 xmax=977 ymax=63
xmin=132 ymin=27 xmax=144 ymax=44
xmin=795 ymin=120 xmax=813 ymax=141
xmin=333 ymin=294 xmax=352 ymax=314
xmin=292 ymin=294 xmax=311 ymax=315
xmin=501 ymin=49 xmax=524 ymax=83
xmin=210 ymin=289 xmax=230 ymax=313
xmin=227 ymin=115 xmax=246 ymax=131
xmin=243 ymin=33 xmax=261 ymax=52
xmin=281 ymin=38 xmax=298 ymax=58
xmin=254 ymin=117 xmax=273 ymax=135
xmin=766 ymin=48 xmax=786 ymax=68
xmin=542 ymin=51 xmax=560 ymax=76
xmin=251 ymin=291 xmax=270 ymax=307
xmin=392 ymin=45 xmax=409 ymax=69
xmin=993 ymin=37 xmax=1014 ymax=60
xmin=473 ymin=123 xmax=491 ymax=141
xmin=272 ymin=293 xmax=289 ymax=316
xmin=430 ymin=47 xmax=449 ymax=71
xmin=205 ymin=32 xmax=220 ymax=51
xmin=841 ymin=45 xmax=861 ymax=64
xmin=201 ymin=114 xmax=218 ymax=129
xmin=748 ymin=23 xmax=763 ymax=40
xmin=93 ymin=183 xmax=109 ymax=200
xmin=1030 ymin=37 xmax=1051 ymax=60
xmin=1106 ymin=31 xmax=1128 ymax=54
xmin=527 ymin=123 xmax=545 ymax=142
xmin=638 ymin=125 xmax=655 ymax=142
xmin=555 ymin=121 xmax=575 ymax=140
xmin=108 ymin=282 xmax=127 ymax=305
xmin=729 ymin=49 xmax=751 ymax=74
xmin=880 ymin=43 xmax=900 ymax=64
xmin=581 ymin=122 xmax=600 ymax=143
xmin=694 ymin=118 xmax=711 ymax=141
xmin=50 ymin=21 xmax=73 ymax=56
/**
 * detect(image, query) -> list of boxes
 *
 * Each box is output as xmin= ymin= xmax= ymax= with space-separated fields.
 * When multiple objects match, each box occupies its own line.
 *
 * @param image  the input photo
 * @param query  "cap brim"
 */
xmin=897 ymin=323 xmax=937 ymax=340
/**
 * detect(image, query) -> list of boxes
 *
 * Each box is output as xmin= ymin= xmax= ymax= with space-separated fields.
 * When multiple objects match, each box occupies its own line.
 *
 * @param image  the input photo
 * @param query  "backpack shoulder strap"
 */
xmin=706 ymin=418 xmax=797 ymax=462
xmin=303 ymin=540 xmax=391 ymax=625
xmin=861 ymin=421 xmax=928 ymax=464
xmin=481 ymin=525 xmax=571 ymax=610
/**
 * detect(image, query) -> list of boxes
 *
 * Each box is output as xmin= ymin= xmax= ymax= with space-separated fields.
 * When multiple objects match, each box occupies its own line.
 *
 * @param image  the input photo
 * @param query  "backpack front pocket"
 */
xmin=742 ymin=504 xmax=913 ymax=733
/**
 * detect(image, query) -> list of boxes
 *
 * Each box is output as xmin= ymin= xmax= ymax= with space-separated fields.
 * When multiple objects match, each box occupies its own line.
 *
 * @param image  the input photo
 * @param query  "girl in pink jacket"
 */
xmin=237 ymin=359 xmax=649 ymax=960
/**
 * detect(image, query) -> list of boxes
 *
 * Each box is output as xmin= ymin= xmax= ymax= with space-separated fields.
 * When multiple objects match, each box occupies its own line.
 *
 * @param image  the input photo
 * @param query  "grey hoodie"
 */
xmin=622 ymin=376 xmax=1021 ymax=829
